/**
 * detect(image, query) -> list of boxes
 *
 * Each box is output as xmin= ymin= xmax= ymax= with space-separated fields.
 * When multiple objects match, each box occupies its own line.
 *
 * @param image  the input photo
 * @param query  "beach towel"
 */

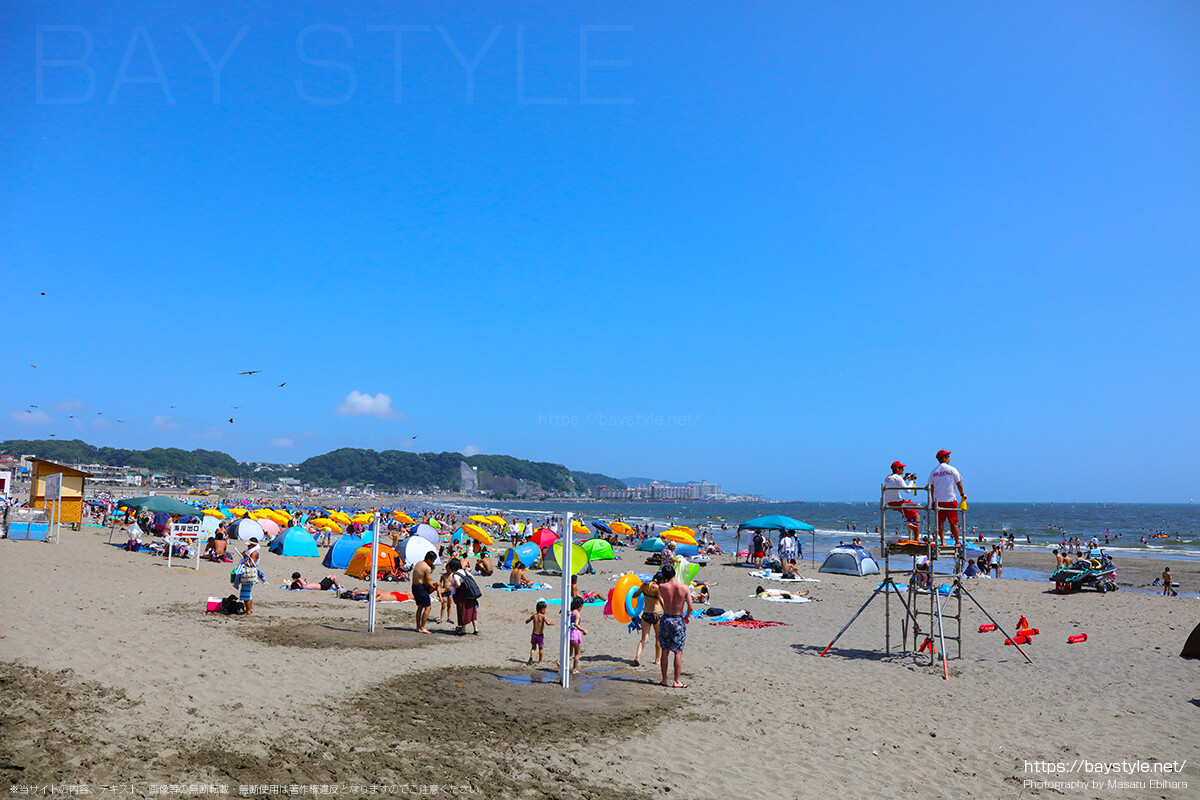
xmin=713 ymin=620 xmax=788 ymax=629
xmin=751 ymin=594 xmax=813 ymax=604
xmin=748 ymin=570 xmax=819 ymax=583
xmin=489 ymin=583 xmax=552 ymax=591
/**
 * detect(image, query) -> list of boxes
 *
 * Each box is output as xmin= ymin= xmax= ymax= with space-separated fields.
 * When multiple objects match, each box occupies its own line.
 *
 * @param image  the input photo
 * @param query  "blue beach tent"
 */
xmin=322 ymin=535 xmax=365 ymax=569
xmin=819 ymin=544 xmax=880 ymax=576
xmin=269 ymin=526 xmax=320 ymax=558
xmin=501 ymin=542 xmax=541 ymax=569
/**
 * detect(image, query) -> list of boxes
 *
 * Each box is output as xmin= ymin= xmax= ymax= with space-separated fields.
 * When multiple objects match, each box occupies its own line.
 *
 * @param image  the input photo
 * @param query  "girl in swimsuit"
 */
xmin=569 ymin=597 xmax=588 ymax=674
xmin=632 ymin=576 xmax=662 ymax=667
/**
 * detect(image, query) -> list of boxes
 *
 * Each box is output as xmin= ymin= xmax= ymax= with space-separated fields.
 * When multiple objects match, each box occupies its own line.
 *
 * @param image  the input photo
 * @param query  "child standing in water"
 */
xmin=569 ymin=596 xmax=588 ymax=674
xmin=525 ymin=601 xmax=554 ymax=665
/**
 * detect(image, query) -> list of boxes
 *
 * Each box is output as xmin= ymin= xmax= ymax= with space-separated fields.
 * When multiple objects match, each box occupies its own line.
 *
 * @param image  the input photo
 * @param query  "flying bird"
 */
xmin=29 ymin=405 xmax=37 ymax=408
xmin=24 ymin=409 xmax=31 ymax=414
xmin=39 ymin=292 xmax=46 ymax=296
xmin=49 ymin=433 xmax=56 ymax=437
xmin=277 ymin=382 xmax=286 ymax=387
xmin=411 ymin=436 xmax=418 ymax=439
xmin=232 ymin=406 xmax=241 ymax=409
xmin=96 ymin=412 xmax=103 ymax=415
xmin=68 ymin=415 xmax=75 ymax=419
xmin=116 ymin=420 xmax=126 ymax=423
xmin=228 ymin=418 xmax=234 ymax=423
xmin=238 ymin=370 xmax=261 ymax=375
xmin=30 ymin=365 xmax=36 ymax=368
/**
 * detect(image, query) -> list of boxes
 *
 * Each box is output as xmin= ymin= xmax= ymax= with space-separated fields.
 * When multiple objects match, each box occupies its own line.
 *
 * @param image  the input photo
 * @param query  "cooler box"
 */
xmin=206 ymin=597 xmax=222 ymax=612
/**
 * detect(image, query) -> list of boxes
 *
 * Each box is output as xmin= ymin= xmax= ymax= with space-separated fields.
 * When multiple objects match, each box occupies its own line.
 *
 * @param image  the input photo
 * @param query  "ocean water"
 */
xmin=436 ymin=500 xmax=1200 ymax=562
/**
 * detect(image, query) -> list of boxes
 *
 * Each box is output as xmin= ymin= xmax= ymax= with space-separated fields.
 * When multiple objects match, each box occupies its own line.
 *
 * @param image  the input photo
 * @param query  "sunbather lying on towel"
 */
xmin=754 ymin=585 xmax=810 ymax=600
xmin=290 ymin=572 xmax=341 ymax=591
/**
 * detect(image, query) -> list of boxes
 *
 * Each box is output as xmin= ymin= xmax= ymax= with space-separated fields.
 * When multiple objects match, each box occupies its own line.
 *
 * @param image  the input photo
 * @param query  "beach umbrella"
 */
xmin=469 ymin=515 xmax=490 ymax=524
xmin=591 ymin=521 xmax=613 ymax=536
xmin=581 ymin=538 xmax=616 ymax=561
xmin=228 ymin=508 xmax=248 ymax=518
xmin=330 ymin=511 xmax=351 ymax=525
xmin=257 ymin=517 xmax=282 ymax=538
xmin=427 ymin=518 xmax=442 ymax=530
xmin=531 ymin=528 xmax=558 ymax=549
xmin=463 ymin=523 xmax=493 ymax=545
xmin=352 ymin=513 xmax=373 ymax=524
xmin=413 ymin=523 xmax=440 ymax=547
xmin=487 ymin=515 xmax=506 ymax=526
xmin=117 ymin=495 xmax=202 ymax=517
xmin=737 ymin=514 xmax=815 ymax=565
xmin=661 ymin=528 xmax=698 ymax=546
xmin=571 ymin=520 xmax=590 ymax=536
xmin=609 ymin=521 xmax=633 ymax=537
xmin=202 ymin=509 xmax=226 ymax=519
xmin=544 ymin=542 xmax=589 ymax=575
xmin=393 ymin=511 xmax=415 ymax=524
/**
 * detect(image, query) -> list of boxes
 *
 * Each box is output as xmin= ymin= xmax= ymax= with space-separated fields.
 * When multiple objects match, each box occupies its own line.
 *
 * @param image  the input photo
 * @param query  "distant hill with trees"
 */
xmin=0 ymin=439 xmax=626 ymax=496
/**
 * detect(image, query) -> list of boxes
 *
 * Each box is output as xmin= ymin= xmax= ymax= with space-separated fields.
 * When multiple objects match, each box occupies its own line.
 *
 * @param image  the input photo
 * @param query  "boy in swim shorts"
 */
xmin=525 ymin=600 xmax=554 ymax=665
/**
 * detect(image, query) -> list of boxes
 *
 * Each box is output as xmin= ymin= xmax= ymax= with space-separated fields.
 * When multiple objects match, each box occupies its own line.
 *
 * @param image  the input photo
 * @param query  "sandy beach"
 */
xmin=2 ymin=524 xmax=1197 ymax=799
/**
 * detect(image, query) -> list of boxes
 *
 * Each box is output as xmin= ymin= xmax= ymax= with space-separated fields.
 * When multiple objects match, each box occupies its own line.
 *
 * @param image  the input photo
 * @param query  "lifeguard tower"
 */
xmin=819 ymin=483 xmax=1032 ymax=678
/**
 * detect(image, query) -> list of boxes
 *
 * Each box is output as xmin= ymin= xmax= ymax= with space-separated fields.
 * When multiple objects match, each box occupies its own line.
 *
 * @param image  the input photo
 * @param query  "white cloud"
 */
xmin=54 ymin=400 xmax=84 ymax=412
xmin=271 ymin=437 xmax=294 ymax=448
xmin=153 ymin=415 xmax=179 ymax=431
xmin=10 ymin=409 xmax=51 ymax=424
xmin=462 ymin=444 xmax=483 ymax=456
xmin=336 ymin=391 xmax=403 ymax=419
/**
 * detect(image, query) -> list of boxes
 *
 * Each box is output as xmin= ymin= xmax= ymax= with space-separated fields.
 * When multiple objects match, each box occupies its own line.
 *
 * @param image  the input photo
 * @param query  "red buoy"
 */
xmin=1016 ymin=628 xmax=1040 ymax=637
xmin=1004 ymin=635 xmax=1030 ymax=646
xmin=978 ymin=624 xmax=997 ymax=632
xmin=1067 ymin=633 xmax=1087 ymax=644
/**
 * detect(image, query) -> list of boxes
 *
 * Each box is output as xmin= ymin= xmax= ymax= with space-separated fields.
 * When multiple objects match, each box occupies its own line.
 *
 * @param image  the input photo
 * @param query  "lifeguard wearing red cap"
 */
xmin=891 ymin=460 xmax=905 ymax=470
xmin=936 ymin=449 xmax=951 ymax=459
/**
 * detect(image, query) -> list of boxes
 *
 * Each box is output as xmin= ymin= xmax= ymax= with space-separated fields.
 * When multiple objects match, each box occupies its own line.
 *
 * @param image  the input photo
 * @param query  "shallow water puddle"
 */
xmin=497 ymin=667 xmax=637 ymax=693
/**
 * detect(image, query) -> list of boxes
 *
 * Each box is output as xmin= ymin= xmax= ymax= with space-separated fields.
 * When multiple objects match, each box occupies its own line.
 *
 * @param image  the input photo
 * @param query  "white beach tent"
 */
xmin=228 ymin=517 xmax=265 ymax=541
xmin=413 ymin=523 xmax=440 ymax=547
xmin=400 ymin=534 xmax=438 ymax=568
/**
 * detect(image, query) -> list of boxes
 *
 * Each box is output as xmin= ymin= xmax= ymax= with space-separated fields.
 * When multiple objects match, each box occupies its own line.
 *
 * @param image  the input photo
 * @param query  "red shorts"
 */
xmin=753 ymin=550 xmax=765 ymax=559
xmin=937 ymin=502 xmax=959 ymax=526
xmin=887 ymin=501 xmax=920 ymax=523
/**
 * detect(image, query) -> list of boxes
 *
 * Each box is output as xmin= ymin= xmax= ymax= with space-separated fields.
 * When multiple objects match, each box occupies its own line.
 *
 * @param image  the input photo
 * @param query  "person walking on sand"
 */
xmin=448 ymin=558 xmax=480 ymax=635
xmin=927 ymin=449 xmax=966 ymax=546
xmin=237 ymin=538 xmax=261 ymax=616
xmin=883 ymin=460 xmax=921 ymax=538
xmin=411 ymin=551 xmax=437 ymax=634
xmin=656 ymin=565 xmax=693 ymax=689
xmin=632 ymin=573 xmax=663 ymax=667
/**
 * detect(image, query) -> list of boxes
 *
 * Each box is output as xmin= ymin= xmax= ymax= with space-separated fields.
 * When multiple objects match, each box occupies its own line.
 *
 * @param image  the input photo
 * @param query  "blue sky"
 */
xmin=2 ymin=1 xmax=1198 ymax=502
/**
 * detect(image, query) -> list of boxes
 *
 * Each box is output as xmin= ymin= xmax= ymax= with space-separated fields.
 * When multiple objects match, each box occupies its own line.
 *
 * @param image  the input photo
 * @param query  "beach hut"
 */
xmin=345 ymin=543 xmax=400 ymax=580
xmin=322 ymin=534 xmax=365 ymax=569
xmin=269 ymin=526 xmax=320 ymax=558
xmin=819 ymin=544 xmax=880 ymax=576
xmin=28 ymin=459 xmax=91 ymax=531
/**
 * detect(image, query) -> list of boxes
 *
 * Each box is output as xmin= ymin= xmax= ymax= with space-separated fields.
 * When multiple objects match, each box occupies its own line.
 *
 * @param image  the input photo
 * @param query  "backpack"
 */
xmin=221 ymin=595 xmax=245 ymax=615
xmin=455 ymin=570 xmax=482 ymax=601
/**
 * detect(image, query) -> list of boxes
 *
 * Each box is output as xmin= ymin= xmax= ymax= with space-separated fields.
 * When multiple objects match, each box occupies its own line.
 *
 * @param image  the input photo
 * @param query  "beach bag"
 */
xmin=221 ymin=595 xmax=245 ymax=615
xmin=455 ymin=570 xmax=482 ymax=601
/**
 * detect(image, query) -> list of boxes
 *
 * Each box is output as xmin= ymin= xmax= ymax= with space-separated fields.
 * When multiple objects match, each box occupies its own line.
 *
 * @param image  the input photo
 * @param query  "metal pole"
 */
xmin=559 ymin=512 xmax=573 ymax=689
xmin=368 ymin=513 xmax=380 ymax=633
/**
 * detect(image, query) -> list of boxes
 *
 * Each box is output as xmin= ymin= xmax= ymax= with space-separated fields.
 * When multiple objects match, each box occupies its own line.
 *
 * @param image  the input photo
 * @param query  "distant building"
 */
xmin=460 ymin=462 xmax=479 ymax=494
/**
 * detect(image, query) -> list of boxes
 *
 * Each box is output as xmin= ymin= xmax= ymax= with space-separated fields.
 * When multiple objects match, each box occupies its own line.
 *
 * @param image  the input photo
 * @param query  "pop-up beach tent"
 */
xmin=346 ymin=543 xmax=400 ymax=580
xmin=737 ymin=515 xmax=814 ymax=565
xmin=227 ymin=517 xmax=266 ymax=542
xmin=502 ymin=542 xmax=541 ymax=569
xmin=399 ymin=534 xmax=437 ymax=568
xmin=819 ymin=544 xmax=880 ymax=576
xmin=322 ymin=534 xmax=365 ymax=569
xmin=581 ymin=538 xmax=616 ymax=562
xmin=543 ymin=542 xmax=589 ymax=575
xmin=269 ymin=526 xmax=319 ymax=557
xmin=1182 ymin=622 xmax=1200 ymax=659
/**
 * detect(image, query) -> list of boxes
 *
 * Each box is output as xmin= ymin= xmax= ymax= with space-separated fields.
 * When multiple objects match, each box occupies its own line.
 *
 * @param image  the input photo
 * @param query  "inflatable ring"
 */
xmin=611 ymin=573 xmax=641 ymax=625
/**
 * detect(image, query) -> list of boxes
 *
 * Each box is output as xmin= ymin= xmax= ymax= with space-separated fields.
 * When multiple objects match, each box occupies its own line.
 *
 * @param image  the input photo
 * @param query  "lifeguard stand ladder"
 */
xmin=819 ymin=485 xmax=1033 ymax=679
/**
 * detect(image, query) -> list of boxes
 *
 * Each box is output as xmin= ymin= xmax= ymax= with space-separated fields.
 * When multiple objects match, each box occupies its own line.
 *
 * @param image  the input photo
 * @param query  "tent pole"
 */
xmin=559 ymin=512 xmax=573 ymax=689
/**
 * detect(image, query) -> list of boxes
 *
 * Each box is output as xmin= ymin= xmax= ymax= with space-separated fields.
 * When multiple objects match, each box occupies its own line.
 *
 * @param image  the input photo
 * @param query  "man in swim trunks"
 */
xmin=883 ymin=460 xmax=921 ymax=537
xmin=656 ymin=565 xmax=693 ymax=688
xmin=411 ymin=551 xmax=437 ymax=634
xmin=927 ymin=449 xmax=966 ymax=546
